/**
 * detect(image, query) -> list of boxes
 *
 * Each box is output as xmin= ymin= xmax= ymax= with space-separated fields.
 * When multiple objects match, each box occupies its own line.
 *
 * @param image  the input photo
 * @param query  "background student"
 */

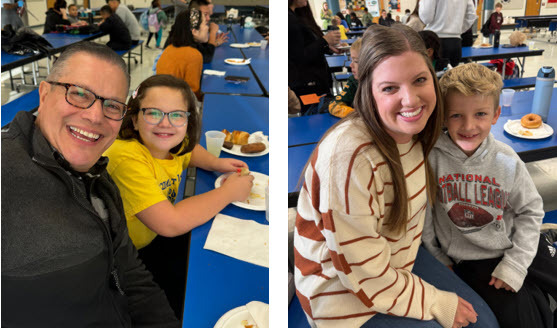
xmin=44 ymin=0 xmax=70 ymax=33
xmin=99 ymin=5 xmax=132 ymax=51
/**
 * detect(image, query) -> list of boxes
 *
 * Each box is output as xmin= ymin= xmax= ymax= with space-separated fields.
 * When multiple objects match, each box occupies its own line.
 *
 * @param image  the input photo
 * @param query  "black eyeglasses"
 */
xmin=140 ymin=108 xmax=190 ymax=127
xmin=46 ymin=81 xmax=128 ymax=121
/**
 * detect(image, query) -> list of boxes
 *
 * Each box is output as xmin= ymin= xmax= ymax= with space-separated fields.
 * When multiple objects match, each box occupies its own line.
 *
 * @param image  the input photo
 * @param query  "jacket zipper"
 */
xmin=32 ymin=156 xmax=119 ymax=286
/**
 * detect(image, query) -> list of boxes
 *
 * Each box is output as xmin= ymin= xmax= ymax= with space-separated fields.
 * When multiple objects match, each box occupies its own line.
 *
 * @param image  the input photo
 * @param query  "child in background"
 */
xmin=157 ymin=9 xmax=207 ymax=100
xmin=328 ymin=37 xmax=361 ymax=117
xmin=332 ymin=15 xmax=347 ymax=40
xmin=104 ymin=75 xmax=254 ymax=317
xmin=145 ymin=0 xmax=167 ymax=49
xmin=488 ymin=3 xmax=503 ymax=45
xmin=423 ymin=63 xmax=555 ymax=328
xmin=419 ymin=30 xmax=449 ymax=73
xmin=98 ymin=5 xmax=132 ymax=51
xmin=67 ymin=4 xmax=87 ymax=25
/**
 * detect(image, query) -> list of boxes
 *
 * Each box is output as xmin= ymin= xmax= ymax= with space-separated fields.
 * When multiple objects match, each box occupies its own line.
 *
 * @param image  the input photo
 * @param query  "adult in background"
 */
xmin=320 ymin=2 xmax=333 ymax=30
xmin=99 ymin=5 xmax=131 ymax=51
xmin=401 ymin=8 xmax=411 ymax=24
xmin=361 ymin=7 xmax=373 ymax=27
xmin=43 ymin=0 xmax=70 ymax=33
xmin=107 ymin=0 xmax=141 ymax=44
xmin=288 ymin=0 xmax=340 ymax=105
xmin=1 ymin=0 xmax=24 ymax=30
xmin=174 ymin=0 xmax=187 ymax=16
xmin=157 ymin=9 xmax=207 ymax=100
xmin=1 ymin=41 xmax=179 ymax=327
xmin=419 ymin=0 xmax=476 ymax=67
xmin=406 ymin=0 xmax=425 ymax=32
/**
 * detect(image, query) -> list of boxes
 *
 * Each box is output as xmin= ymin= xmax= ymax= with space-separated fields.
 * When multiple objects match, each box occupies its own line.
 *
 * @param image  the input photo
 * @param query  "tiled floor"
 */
xmin=1 ymin=27 xmax=556 ymax=211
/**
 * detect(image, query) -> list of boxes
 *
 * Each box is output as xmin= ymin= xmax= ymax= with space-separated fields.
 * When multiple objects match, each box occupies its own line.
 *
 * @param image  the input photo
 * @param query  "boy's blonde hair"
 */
xmin=495 ymin=2 xmax=503 ymax=8
xmin=439 ymin=63 xmax=503 ymax=110
xmin=509 ymin=31 xmax=527 ymax=47
xmin=351 ymin=38 xmax=362 ymax=53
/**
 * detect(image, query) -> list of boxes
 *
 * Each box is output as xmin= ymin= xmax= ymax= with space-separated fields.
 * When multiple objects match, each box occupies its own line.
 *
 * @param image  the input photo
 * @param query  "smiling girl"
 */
xmin=104 ymin=74 xmax=253 ymax=316
xmin=294 ymin=25 xmax=496 ymax=328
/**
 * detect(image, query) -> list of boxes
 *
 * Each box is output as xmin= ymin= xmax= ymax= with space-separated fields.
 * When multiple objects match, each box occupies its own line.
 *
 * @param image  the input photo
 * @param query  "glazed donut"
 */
xmin=521 ymin=114 xmax=542 ymax=129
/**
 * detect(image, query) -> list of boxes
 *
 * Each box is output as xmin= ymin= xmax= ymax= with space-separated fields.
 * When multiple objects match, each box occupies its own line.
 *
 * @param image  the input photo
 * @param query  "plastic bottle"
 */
xmin=531 ymin=66 xmax=555 ymax=122
xmin=493 ymin=29 xmax=500 ymax=48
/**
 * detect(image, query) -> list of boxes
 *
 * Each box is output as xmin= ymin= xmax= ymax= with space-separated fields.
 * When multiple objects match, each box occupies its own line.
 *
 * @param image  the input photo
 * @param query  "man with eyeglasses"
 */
xmin=1 ymin=42 xmax=179 ymax=327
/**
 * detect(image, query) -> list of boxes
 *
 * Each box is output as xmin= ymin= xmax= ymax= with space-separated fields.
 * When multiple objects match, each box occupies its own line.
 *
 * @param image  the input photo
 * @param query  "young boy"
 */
xmin=328 ymin=38 xmax=361 ymax=118
xmin=423 ymin=63 xmax=556 ymax=328
xmin=488 ymin=3 xmax=503 ymax=44
xmin=98 ymin=5 xmax=131 ymax=51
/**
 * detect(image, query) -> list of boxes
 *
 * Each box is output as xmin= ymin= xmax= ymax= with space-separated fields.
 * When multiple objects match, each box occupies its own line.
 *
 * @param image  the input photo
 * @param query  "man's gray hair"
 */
xmin=47 ymin=41 xmax=130 ymax=90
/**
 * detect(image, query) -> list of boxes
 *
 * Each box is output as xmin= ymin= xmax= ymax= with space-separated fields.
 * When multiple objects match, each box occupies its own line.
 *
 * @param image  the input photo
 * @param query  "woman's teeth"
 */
xmin=400 ymin=107 xmax=423 ymax=118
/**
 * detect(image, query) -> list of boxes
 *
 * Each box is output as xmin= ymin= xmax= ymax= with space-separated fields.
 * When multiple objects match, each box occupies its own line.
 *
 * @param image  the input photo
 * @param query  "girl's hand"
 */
xmin=452 ymin=296 xmax=478 ymax=328
xmin=214 ymin=158 xmax=248 ymax=173
xmin=489 ymin=276 xmax=516 ymax=292
xmin=221 ymin=173 xmax=254 ymax=202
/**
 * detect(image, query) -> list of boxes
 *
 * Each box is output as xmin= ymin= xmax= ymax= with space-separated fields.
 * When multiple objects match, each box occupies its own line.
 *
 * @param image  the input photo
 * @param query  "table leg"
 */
xmin=32 ymin=61 xmax=38 ymax=85
xmin=501 ymin=58 xmax=507 ymax=80
xmin=9 ymin=70 xmax=14 ymax=91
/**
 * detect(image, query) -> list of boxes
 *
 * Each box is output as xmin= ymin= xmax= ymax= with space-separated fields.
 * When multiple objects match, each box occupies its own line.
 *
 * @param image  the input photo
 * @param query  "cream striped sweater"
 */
xmin=294 ymin=119 xmax=458 ymax=328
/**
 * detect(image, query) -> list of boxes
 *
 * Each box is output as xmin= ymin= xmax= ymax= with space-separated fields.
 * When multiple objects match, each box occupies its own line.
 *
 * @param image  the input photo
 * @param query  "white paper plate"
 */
xmin=474 ymin=44 xmax=492 ymax=49
xmin=215 ymin=171 xmax=268 ymax=211
xmin=230 ymin=43 xmax=249 ymax=48
xmin=336 ymin=45 xmax=351 ymax=51
xmin=225 ymin=58 xmax=250 ymax=65
xmin=213 ymin=305 xmax=256 ymax=328
xmin=222 ymin=138 xmax=269 ymax=157
xmin=503 ymin=119 xmax=554 ymax=139
xmin=248 ymin=42 xmax=261 ymax=47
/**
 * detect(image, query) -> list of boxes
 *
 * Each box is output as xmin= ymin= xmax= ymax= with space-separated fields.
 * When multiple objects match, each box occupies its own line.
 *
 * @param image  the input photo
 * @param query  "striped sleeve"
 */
xmin=294 ymin=126 xmax=458 ymax=328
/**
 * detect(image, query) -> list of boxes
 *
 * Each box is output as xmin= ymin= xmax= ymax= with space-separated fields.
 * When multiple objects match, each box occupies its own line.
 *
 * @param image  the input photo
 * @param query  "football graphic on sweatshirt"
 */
xmin=447 ymin=202 xmax=494 ymax=228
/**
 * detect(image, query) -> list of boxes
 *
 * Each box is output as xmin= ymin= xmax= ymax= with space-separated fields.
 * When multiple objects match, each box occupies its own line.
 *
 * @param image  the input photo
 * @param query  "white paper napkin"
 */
xmin=204 ymin=214 xmax=269 ymax=267
xmin=204 ymin=69 xmax=226 ymax=76
xmin=246 ymin=301 xmax=269 ymax=328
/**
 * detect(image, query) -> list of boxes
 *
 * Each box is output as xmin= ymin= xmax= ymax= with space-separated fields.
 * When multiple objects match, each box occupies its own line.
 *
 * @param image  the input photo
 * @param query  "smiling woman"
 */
xmin=292 ymin=24 xmax=498 ymax=328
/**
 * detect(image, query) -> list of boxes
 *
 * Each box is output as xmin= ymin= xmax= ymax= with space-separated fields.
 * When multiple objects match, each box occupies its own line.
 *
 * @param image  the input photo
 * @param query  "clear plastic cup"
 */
xmin=260 ymin=39 xmax=268 ymax=50
xmin=205 ymin=131 xmax=226 ymax=157
xmin=501 ymin=89 xmax=516 ymax=107
xmin=265 ymin=183 xmax=269 ymax=222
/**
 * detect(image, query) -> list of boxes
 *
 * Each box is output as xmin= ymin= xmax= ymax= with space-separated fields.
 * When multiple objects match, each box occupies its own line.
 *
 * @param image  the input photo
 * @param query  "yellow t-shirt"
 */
xmin=104 ymin=139 xmax=192 ymax=249
xmin=338 ymin=25 xmax=347 ymax=40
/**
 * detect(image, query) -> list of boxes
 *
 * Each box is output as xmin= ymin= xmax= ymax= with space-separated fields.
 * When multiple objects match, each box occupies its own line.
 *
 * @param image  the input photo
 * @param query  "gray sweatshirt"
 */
xmin=423 ymin=132 xmax=544 ymax=292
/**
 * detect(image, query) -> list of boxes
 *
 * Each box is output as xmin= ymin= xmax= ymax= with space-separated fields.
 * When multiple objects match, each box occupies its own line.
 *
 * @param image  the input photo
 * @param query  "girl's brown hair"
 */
xmin=302 ymin=24 xmax=443 ymax=235
xmin=119 ymin=74 xmax=200 ymax=156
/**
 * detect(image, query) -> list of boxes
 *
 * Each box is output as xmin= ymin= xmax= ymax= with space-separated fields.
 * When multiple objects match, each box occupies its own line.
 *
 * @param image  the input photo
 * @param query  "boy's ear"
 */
xmin=492 ymin=105 xmax=501 ymax=125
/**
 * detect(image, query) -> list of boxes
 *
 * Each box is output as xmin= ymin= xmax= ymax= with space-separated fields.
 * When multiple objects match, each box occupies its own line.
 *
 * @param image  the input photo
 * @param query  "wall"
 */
xmin=541 ymin=0 xmax=557 ymax=14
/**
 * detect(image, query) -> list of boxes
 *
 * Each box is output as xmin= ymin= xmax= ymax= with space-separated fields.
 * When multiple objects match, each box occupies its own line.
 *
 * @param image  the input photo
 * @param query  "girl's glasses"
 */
xmin=140 ymin=108 xmax=190 ymax=127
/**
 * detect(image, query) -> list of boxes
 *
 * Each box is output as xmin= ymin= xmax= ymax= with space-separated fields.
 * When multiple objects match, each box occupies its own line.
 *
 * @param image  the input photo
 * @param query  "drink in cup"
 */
xmin=205 ymin=131 xmax=226 ymax=157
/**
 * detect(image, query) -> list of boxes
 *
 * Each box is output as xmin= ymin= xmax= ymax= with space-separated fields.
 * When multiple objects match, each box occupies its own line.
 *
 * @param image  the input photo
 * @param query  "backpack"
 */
xmin=139 ymin=10 xmax=149 ymax=31
xmin=481 ymin=16 xmax=491 ymax=37
xmin=148 ymin=9 xmax=161 ymax=33
xmin=1 ymin=25 xmax=53 ymax=56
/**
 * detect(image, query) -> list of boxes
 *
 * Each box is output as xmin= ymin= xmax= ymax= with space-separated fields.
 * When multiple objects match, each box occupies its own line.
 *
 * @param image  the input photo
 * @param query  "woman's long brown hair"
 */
xmin=299 ymin=24 xmax=443 ymax=235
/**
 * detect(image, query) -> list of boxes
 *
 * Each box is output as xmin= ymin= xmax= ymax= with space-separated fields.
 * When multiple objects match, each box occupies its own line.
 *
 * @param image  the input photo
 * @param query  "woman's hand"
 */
xmin=329 ymin=45 xmax=341 ymax=54
xmin=323 ymin=30 xmax=340 ymax=46
xmin=213 ymin=158 xmax=248 ymax=173
xmin=221 ymin=173 xmax=254 ymax=202
xmin=452 ymin=296 xmax=478 ymax=328
xmin=489 ymin=276 xmax=516 ymax=292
